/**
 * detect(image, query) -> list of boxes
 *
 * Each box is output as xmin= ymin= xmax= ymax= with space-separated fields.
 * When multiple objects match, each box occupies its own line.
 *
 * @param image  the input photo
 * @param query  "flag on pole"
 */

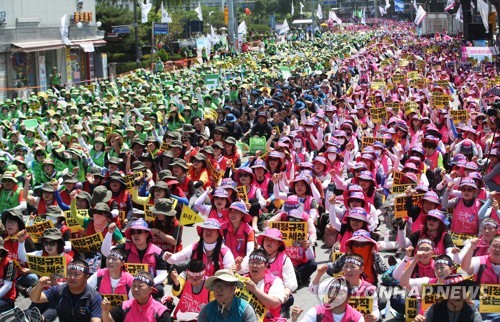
xmin=413 ymin=0 xmax=418 ymax=11
xmin=455 ymin=4 xmax=463 ymax=23
xmin=361 ymin=9 xmax=366 ymax=25
xmin=444 ymin=0 xmax=456 ymax=11
xmin=329 ymin=10 xmax=342 ymax=24
xmin=477 ymin=0 xmax=489 ymax=32
xmin=141 ymin=1 xmax=152 ymax=23
xmin=195 ymin=2 xmax=203 ymax=21
xmin=238 ymin=20 xmax=247 ymax=34
xmin=179 ymin=205 xmax=204 ymax=226
xmin=414 ymin=5 xmax=427 ymax=25
xmin=317 ymin=4 xmax=323 ymax=19
xmin=291 ymin=2 xmax=295 ymax=15
xmin=60 ymin=14 xmax=71 ymax=45
xmin=385 ymin=0 xmax=391 ymax=10
xmin=161 ymin=2 xmax=172 ymax=23
xmin=379 ymin=6 xmax=387 ymax=16
xmin=280 ymin=19 xmax=290 ymax=34
xmin=395 ymin=0 xmax=404 ymax=12
xmin=300 ymin=2 xmax=305 ymax=15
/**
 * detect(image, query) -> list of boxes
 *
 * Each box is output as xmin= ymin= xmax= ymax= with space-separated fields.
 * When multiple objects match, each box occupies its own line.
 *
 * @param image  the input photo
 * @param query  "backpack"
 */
xmin=381 ymin=264 xmax=400 ymax=286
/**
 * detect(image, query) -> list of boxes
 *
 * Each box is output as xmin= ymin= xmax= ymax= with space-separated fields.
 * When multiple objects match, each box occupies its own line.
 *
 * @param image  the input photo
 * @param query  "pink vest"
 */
xmin=247 ymin=185 xmax=258 ymax=200
xmin=96 ymin=268 xmax=134 ymax=295
xmin=190 ymin=242 xmax=229 ymax=277
xmin=122 ymin=296 xmax=168 ymax=322
xmin=413 ymin=260 xmax=435 ymax=279
xmin=222 ymin=222 xmax=253 ymax=258
xmin=172 ymin=279 xmax=210 ymax=320
xmin=208 ymin=208 xmax=229 ymax=225
xmin=451 ymin=198 xmax=480 ymax=235
xmin=125 ymin=243 xmax=163 ymax=277
xmin=268 ymin=251 xmax=287 ymax=280
xmin=255 ymin=177 xmax=271 ymax=199
xmin=477 ymin=255 xmax=500 ymax=284
xmin=353 ymin=280 xmax=376 ymax=297
xmin=299 ymin=195 xmax=313 ymax=212
xmin=474 ymin=237 xmax=491 ymax=257
xmin=425 ymin=150 xmax=440 ymax=171
xmin=338 ymin=230 xmax=354 ymax=253
xmin=315 ymin=304 xmax=363 ymax=322
xmin=411 ymin=211 xmax=427 ymax=234
xmin=244 ymin=271 xmax=281 ymax=321
xmin=420 ymin=232 xmax=446 ymax=255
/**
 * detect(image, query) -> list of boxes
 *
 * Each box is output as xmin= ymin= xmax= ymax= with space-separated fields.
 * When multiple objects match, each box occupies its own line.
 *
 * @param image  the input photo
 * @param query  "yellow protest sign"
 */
xmin=392 ymin=184 xmax=416 ymax=194
xmin=480 ymin=284 xmax=500 ymax=312
xmin=70 ymin=232 xmax=103 ymax=253
xmin=180 ymin=205 xmax=204 ymax=226
xmin=102 ymin=294 xmax=128 ymax=308
xmin=432 ymin=92 xmax=450 ymax=109
xmin=160 ymin=142 xmax=169 ymax=151
xmin=269 ymin=221 xmax=308 ymax=247
xmin=405 ymin=297 xmax=418 ymax=322
xmin=124 ymin=172 xmax=143 ymax=190
xmin=416 ymin=60 xmax=425 ymax=71
xmin=63 ymin=210 xmax=84 ymax=233
xmin=449 ymin=232 xmax=472 ymax=247
xmin=348 ymin=296 xmax=373 ymax=314
xmin=27 ymin=255 xmax=66 ymax=277
xmin=236 ymin=186 xmax=248 ymax=202
xmin=407 ymin=71 xmax=419 ymax=80
xmin=235 ymin=274 xmax=268 ymax=321
xmin=26 ymin=221 xmax=54 ymax=243
xmin=385 ymin=102 xmax=401 ymax=110
xmin=361 ymin=136 xmax=387 ymax=149
xmin=421 ymin=284 xmax=446 ymax=312
xmin=392 ymin=74 xmax=406 ymax=85
xmin=450 ymin=110 xmax=468 ymax=125
xmin=330 ymin=251 xmax=344 ymax=262
xmin=207 ymin=159 xmax=223 ymax=185
xmin=394 ymin=194 xmax=423 ymax=219
xmin=370 ymin=80 xmax=385 ymax=90
xmin=436 ymin=80 xmax=449 ymax=88
xmin=404 ymin=102 xmax=419 ymax=115
xmin=369 ymin=107 xmax=387 ymax=124
xmin=409 ymin=78 xmax=426 ymax=89
xmin=125 ymin=263 xmax=149 ymax=275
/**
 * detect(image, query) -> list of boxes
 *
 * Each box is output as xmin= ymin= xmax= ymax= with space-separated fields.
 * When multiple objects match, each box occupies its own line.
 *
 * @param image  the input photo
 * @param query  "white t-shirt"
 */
xmin=470 ymin=257 xmax=500 ymax=276
xmin=300 ymin=307 xmax=365 ymax=322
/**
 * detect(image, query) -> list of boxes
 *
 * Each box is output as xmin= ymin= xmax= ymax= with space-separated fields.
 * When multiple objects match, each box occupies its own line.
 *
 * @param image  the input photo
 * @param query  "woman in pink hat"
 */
xmin=398 ymin=209 xmax=456 ymax=257
xmin=234 ymin=167 xmax=267 ymax=231
xmin=267 ymin=201 xmax=317 ymax=287
xmin=222 ymin=201 xmax=255 ymax=259
xmin=164 ymin=218 xmax=234 ymax=277
xmin=250 ymin=160 xmax=275 ymax=213
xmin=403 ymin=190 xmax=441 ymax=233
xmin=328 ymin=229 xmax=387 ymax=286
xmin=194 ymin=187 xmax=230 ymax=224
xmin=102 ymin=218 xmax=168 ymax=299
xmin=273 ymin=175 xmax=319 ymax=221
xmin=442 ymin=177 xmax=482 ymax=236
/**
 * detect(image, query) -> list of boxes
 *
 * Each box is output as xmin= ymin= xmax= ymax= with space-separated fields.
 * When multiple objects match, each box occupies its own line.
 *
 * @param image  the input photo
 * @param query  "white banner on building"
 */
xmin=38 ymin=55 xmax=47 ymax=92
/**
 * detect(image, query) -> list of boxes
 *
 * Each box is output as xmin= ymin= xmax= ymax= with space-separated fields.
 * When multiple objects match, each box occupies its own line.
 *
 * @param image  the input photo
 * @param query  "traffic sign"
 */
xmin=153 ymin=23 xmax=169 ymax=35
xmin=111 ymin=25 xmax=131 ymax=34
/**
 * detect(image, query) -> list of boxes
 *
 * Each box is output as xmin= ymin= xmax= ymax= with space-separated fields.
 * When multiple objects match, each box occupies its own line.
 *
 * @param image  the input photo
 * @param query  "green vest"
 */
xmin=30 ymin=160 xmax=44 ymax=186
xmin=90 ymin=150 xmax=106 ymax=167
xmin=0 ymin=186 xmax=22 ymax=211
xmin=67 ymin=159 xmax=85 ymax=182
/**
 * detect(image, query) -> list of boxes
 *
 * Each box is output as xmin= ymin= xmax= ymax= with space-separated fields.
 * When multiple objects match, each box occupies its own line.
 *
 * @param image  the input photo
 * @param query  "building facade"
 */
xmin=0 ymin=0 xmax=106 ymax=100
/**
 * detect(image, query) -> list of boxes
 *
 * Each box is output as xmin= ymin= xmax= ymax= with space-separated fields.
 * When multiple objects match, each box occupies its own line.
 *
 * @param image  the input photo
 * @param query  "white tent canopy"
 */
xmin=292 ymin=19 xmax=313 ymax=24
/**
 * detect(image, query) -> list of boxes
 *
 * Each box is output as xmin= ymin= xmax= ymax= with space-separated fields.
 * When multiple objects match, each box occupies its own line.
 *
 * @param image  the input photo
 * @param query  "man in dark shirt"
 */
xmin=249 ymin=112 xmax=272 ymax=139
xmin=30 ymin=260 xmax=102 ymax=322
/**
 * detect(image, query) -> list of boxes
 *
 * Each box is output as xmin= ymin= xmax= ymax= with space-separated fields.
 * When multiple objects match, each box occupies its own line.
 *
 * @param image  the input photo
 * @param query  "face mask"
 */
xmin=374 ymin=150 xmax=382 ymax=158
xmin=204 ymin=241 xmax=217 ymax=251
xmin=47 ymin=216 xmax=58 ymax=225
xmin=294 ymin=141 xmax=302 ymax=148
xmin=328 ymin=154 xmax=337 ymax=162
xmin=93 ymin=214 xmax=108 ymax=233
xmin=306 ymin=127 xmax=313 ymax=133
xmin=338 ymin=138 xmax=346 ymax=145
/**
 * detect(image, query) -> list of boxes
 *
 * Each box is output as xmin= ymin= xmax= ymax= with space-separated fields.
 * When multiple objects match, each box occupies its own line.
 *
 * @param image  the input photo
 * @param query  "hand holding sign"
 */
xmin=101 ymin=297 xmax=111 ymax=312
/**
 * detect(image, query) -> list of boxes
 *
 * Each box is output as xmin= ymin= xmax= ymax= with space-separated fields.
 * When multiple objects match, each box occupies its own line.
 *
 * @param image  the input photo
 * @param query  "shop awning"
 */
xmin=71 ymin=39 xmax=106 ymax=52
xmin=12 ymin=40 xmax=64 ymax=53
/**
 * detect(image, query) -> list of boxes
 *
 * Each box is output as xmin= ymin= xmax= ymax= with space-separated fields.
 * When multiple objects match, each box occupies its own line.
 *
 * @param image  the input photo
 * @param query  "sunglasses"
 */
xmin=423 ymin=143 xmax=436 ymax=149
xmin=427 ymin=216 xmax=440 ymax=222
xmin=461 ymin=187 xmax=475 ymax=192
xmin=268 ymin=158 xmax=279 ymax=162
xmin=43 ymin=240 xmax=58 ymax=246
xmin=130 ymin=229 xmax=147 ymax=235
xmin=239 ymin=173 xmax=251 ymax=178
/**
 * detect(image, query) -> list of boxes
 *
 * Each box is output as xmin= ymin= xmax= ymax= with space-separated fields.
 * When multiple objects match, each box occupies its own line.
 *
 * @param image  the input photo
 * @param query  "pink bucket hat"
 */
xmin=345 ymin=229 xmax=379 ymax=251
xmin=257 ymin=228 xmax=286 ymax=249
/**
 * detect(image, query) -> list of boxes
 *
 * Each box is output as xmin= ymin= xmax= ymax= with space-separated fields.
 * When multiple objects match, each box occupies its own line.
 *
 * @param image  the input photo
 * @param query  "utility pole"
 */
xmin=312 ymin=0 xmax=316 ymax=38
xmin=374 ymin=0 xmax=378 ymax=17
xmin=133 ymin=0 xmax=140 ymax=67
xmin=228 ymin=0 xmax=236 ymax=51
